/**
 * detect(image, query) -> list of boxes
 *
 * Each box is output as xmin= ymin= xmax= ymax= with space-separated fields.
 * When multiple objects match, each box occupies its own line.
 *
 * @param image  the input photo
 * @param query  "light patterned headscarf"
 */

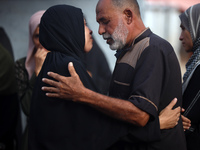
xmin=25 ymin=10 xmax=45 ymax=79
xmin=179 ymin=3 xmax=200 ymax=82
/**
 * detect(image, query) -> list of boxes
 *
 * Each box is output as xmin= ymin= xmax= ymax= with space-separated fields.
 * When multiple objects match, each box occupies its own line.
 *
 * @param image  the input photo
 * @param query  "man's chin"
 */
xmin=109 ymin=45 xmax=118 ymax=50
xmin=109 ymin=47 xmax=117 ymax=51
xmin=106 ymin=41 xmax=117 ymax=50
xmin=109 ymin=43 xmax=124 ymax=50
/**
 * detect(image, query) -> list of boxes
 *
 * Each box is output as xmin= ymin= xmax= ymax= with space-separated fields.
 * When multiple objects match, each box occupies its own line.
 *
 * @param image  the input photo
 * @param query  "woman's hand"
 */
xmin=159 ymin=98 xmax=181 ymax=129
xmin=34 ymin=47 xmax=49 ymax=76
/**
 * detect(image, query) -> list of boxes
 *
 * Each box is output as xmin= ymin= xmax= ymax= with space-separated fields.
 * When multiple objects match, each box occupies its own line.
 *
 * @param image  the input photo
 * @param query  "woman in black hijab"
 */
xmin=28 ymin=5 xmax=127 ymax=150
xmin=180 ymin=3 xmax=200 ymax=150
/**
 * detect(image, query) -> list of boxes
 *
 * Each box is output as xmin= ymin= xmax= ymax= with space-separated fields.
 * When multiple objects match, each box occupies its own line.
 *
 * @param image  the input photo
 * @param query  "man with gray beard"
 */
xmin=41 ymin=0 xmax=186 ymax=149
xmin=103 ymin=18 xmax=129 ymax=50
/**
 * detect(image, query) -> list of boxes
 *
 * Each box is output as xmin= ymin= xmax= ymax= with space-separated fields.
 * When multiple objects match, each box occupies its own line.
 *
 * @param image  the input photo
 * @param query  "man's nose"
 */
xmin=98 ymin=24 xmax=105 ymax=35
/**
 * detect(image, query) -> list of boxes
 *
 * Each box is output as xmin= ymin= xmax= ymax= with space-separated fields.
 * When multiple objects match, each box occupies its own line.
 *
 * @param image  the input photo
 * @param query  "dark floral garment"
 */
xmin=15 ymin=57 xmax=36 ymax=116
xmin=15 ymin=57 xmax=36 ymax=150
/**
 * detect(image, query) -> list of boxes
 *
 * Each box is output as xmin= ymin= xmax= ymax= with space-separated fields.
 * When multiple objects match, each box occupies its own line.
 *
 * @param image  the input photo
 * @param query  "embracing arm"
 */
xmin=42 ymin=62 xmax=180 ymax=128
xmin=74 ymin=87 xmax=149 ymax=126
xmin=81 ymin=90 xmax=180 ymax=129
xmin=42 ymin=62 xmax=149 ymax=127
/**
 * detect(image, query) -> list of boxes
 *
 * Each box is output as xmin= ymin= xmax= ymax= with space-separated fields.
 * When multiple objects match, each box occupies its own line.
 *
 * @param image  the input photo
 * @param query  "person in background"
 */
xmin=0 ymin=27 xmax=14 ymax=60
xmin=15 ymin=10 xmax=48 ymax=150
xmin=179 ymin=3 xmax=200 ymax=150
xmin=41 ymin=0 xmax=186 ymax=149
xmin=0 ymin=44 xmax=20 ymax=150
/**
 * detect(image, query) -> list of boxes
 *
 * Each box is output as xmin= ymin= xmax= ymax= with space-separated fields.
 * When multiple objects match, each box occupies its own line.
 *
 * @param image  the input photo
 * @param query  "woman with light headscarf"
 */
xmin=179 ymin=3 xmax=200 ymax=150
xmin=15 ymin=10 xmax=48 ymax=150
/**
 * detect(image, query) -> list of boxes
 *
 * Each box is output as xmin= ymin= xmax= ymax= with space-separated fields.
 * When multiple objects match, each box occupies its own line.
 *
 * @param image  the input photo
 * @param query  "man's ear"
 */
xmin=123 ymin=9 xmax=133 ymax=25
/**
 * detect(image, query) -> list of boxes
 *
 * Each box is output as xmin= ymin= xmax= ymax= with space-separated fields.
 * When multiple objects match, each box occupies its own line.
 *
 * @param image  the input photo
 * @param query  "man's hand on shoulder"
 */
xmin=42 ymin=62 xmax=85 ymax=101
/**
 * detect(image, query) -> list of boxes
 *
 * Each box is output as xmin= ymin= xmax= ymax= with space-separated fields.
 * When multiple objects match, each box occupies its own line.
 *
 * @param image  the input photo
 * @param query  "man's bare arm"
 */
xmin=42 ymin=62 xmax=180 ymax=128
xmin=42 ymin=62 xmax=149 ymax=127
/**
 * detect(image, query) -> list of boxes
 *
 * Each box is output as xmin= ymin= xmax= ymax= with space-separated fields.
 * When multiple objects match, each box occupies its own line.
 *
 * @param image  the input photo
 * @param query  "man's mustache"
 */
xmin=103 ymin=33 xmax=112 ymax=40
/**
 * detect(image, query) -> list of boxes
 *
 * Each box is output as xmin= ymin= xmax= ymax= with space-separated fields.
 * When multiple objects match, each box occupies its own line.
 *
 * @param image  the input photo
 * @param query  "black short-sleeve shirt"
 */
xmin=109 ymin=28 xmax=187 ymax=150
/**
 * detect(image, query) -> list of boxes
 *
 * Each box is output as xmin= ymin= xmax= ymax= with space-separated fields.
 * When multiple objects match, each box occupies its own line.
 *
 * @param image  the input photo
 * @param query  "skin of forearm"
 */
xmin=74 ymin=87 xmax=150 ymax=127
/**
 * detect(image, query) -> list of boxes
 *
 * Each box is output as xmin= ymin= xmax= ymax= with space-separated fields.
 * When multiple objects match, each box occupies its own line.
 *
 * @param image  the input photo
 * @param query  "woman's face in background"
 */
xmin=179 ymin=24 xmax=193 ymax=53
xmin=32 ymin=26 xmax=43 ymax=50
xmin=84 ymin=19 xmax=93 ymax=53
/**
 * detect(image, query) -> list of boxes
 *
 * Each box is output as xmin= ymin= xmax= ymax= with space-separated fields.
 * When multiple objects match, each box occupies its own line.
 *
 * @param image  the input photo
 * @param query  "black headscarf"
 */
xmin=180 ymin=4 xmax=200 ymax=84
xmin=39 ymin=4 xmax=85 ymax=63
xmin=29 ymin=5 xmax=127 ymax=150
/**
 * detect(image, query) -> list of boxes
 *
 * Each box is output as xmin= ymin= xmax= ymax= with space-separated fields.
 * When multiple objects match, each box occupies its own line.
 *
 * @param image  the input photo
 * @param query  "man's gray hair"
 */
xmin=111 ymin=0 xmax=141 ymax=16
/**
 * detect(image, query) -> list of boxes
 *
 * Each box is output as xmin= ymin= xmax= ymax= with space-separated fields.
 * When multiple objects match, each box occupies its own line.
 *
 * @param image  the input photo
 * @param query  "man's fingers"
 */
xmin=68 ymin=62 xmax=78 ymax=77
xmin=46 ymin=72 xmax=65 ymax=83
xmin=46 ymin=93 xmax=60 ymax=98
xmin=174 ymin=106 xmax=181 ymax=113
xmin=41 ymin=86 xmax=59 ymax=93
xmin=42 ymin=78 xmax=59 ymax=87
xmin=167 ymin=98 xmax=178 ymax=109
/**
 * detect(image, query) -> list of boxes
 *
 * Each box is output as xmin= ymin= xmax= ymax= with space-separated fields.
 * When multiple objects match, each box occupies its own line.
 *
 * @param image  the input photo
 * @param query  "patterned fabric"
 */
xmin=15 ymin=57 xmax=29 ymax=98
xmin=183 ymin=38 xmax=200 ymax=82
xmin=179 ymin=4 xmax=200 ymax=82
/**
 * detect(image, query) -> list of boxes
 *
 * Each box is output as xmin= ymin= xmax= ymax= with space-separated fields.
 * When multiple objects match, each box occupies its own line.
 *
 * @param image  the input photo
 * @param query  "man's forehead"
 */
xmin=96 ymin=1 xmax=105 ymax=14
xmin=96 ymin=5 xmax=108 ymax=20
xmin=96 ymin=0 xmax=112 ymax=13
xmin=96 ymin=9 xmax=112 ymax=24
xmin=96 ymin=1 xmax=115 ymax=19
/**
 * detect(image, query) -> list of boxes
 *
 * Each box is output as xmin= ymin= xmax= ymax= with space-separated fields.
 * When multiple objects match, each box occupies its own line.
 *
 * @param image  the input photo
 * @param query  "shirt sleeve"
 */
xmin=129 ymin=46 xmax=164 ymax=117
xmin=128 ymin=46 xmax=165 ymax=142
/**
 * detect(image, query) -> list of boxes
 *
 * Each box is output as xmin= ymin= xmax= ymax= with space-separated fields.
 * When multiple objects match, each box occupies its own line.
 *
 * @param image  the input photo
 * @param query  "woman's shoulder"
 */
xmin=15 ymin=57 xmax=26 ymax=65
xmin=15 ymin=57 xmax=26 ymax=70
xmin=188 ymin=64 xmax=200 ymax=88
xmin=192 ymin=65 xmax=200 ymax=79
xmin=45 ymin=52 xmax=86 ymax=76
